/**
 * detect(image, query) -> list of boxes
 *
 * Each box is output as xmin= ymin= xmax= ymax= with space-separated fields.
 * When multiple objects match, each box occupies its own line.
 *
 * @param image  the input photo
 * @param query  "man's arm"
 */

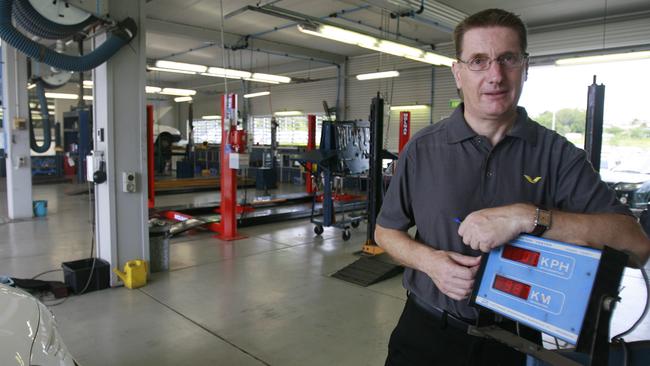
xmin=458 ymin=203 xmax=650 ymax=266
xmin=375 ymin=224 xmax=481 ymax=300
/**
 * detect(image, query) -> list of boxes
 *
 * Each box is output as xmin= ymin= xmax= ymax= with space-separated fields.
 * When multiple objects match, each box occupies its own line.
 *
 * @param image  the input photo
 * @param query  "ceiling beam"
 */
xmin=146 ymin=18 xmax=346 ymax=65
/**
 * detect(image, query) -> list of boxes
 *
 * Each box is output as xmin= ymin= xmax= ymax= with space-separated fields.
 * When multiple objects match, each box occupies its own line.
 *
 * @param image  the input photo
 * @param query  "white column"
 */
xmin=92 ymin=0 xmax=148 ymax=284
xmin=1 ymin=44 xmax=33 ymax=219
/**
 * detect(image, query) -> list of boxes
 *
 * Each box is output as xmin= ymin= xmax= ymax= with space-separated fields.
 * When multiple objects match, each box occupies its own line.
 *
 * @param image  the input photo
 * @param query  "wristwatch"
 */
xmin=531 ymin=207 xmax=552 ymax=236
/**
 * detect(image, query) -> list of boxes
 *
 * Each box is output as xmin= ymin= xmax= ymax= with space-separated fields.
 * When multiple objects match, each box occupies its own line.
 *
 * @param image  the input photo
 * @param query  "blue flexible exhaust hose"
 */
xmin=29 ymin=80 xmax=51 ymax=153
xmin=0 ymin=0 xmax=137 ymax=72
xmin=13 ymin=0 xmax=96 ymax=39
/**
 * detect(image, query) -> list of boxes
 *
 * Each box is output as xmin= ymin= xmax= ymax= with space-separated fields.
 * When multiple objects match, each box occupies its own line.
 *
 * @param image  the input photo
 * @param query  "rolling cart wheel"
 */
xmin=314 ymin=225 xmax=324 ymax=235
xmin=342 ymin=229 xmax=351 ymax=241
xmin=351 ymin=220 xmax=360 ymax=228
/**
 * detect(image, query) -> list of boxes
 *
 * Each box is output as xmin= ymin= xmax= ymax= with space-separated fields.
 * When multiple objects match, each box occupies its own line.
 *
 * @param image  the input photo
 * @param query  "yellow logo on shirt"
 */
xmin=524 ymin=175 xmax=542 ymax=184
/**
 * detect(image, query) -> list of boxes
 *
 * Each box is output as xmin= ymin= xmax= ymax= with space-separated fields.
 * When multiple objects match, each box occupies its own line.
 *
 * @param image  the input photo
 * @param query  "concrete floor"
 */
xmin=1 ymin=180 xmax=649 ymax=365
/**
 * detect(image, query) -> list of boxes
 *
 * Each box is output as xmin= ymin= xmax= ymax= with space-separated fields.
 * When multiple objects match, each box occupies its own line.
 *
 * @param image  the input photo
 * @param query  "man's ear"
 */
xmin=524 ymin=62 xmax=529 ymax=81
xmin=451 ymin=61 xmax=463 ymax=89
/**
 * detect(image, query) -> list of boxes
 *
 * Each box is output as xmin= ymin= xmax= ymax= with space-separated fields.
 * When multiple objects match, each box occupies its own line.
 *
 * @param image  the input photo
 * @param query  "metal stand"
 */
xmin=330 ymin=94 xmax=402 ymax=286
xmin=470 ymin=246 xmax=629 ymax=366
xmin=309 ymin=120 xmax=366 ymax=241
xmin=584 ymin=76 xmax=605 ymax=172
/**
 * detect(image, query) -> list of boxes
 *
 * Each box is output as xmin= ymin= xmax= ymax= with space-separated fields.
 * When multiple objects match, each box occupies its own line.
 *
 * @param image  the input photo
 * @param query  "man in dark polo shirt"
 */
xmin=375 ymin=8 xmax=650 ymax=366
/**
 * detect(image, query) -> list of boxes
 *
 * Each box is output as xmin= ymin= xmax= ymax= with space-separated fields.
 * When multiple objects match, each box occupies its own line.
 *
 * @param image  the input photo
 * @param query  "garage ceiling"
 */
xmin=144 ymin=0 xmax=650 ymax=88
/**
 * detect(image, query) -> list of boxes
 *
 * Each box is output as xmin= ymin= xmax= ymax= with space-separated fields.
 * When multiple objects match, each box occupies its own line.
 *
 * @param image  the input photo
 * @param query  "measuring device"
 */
xmin=469 ymin=234 xmax=628 ymax=365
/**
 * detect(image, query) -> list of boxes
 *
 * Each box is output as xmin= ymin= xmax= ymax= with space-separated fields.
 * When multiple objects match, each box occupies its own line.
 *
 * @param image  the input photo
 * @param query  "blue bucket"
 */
xmin=33 ymin=200 xmax=48 ymax=217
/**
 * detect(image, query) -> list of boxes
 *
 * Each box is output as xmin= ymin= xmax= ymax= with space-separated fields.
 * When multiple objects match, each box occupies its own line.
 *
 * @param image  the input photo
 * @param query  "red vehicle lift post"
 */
xmin=217 ymin=93 xmax=245 ymax=240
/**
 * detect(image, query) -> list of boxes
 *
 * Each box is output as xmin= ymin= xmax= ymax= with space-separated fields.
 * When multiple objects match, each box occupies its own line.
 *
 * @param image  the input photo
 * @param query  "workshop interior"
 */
xmin=1 ymin=1 xmax=650 ymax=365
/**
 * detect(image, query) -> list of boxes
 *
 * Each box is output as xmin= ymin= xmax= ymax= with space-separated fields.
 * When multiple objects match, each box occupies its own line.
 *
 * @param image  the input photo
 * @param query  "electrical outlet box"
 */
xmin=14 ymin=156 xmax=28 ymax=169
xmin=13 ymin=117 xmax=27 ymax=130
xmin=122 ymin=172 xmax=136 ymax=193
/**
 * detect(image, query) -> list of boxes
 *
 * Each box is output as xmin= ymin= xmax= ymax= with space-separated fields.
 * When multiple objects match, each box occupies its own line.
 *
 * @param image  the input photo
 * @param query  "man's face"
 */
xmin=451 ymin=26 xmax=528 ymax=122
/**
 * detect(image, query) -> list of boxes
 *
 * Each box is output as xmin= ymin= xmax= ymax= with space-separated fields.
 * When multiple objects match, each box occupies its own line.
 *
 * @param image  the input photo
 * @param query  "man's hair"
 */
xmin=453 ymin=8 xmax=528 ymax=59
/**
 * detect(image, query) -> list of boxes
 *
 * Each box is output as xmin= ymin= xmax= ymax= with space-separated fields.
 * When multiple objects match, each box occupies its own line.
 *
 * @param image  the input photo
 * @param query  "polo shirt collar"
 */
xmin=507 ymin=107 xmax=538 ymax=146
xmin=446 ymin=104 xmax=537 ymax=146
xmin=446 ymin=105 xmax=476 ymax=144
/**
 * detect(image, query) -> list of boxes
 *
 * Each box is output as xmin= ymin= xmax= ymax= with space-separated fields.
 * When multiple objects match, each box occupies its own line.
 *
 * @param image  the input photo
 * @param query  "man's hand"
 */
xmin=458 ymin=204 xmax=533 ymax=253
xmin=425 ymin=251 xmax=481 ymax=301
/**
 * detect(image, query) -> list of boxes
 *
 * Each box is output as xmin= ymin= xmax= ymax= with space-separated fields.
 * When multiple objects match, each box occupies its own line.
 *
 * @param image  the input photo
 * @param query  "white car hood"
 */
xmin=0 ymin=285 xmax=76 ymax=366
xmin=0 ymin=285 xmax=39 ymax=366
xmin=600 ymin=170 xmax=650 ymax=185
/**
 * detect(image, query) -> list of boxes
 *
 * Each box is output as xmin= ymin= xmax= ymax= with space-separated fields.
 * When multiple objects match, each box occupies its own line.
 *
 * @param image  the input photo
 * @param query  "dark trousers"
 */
xmin=385 ymin=296 xmax=541 ymax=366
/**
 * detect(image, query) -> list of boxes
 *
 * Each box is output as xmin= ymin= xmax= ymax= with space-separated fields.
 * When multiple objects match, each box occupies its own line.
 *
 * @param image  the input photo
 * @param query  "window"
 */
xmin=252 ymin=116 xmax=272 ymax=145
xmin=520 ymin=58 xmax=650 ymax=209
xmin=250 ymin=114 xmax=332 ymax=146
xmin=520 ymin=58 xmax=650 ymax=160
xmin=191 ymin=119 xmax=222 ymax=144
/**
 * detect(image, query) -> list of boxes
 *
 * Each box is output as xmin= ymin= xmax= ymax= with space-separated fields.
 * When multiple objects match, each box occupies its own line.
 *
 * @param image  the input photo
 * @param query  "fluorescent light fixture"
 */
xmin=174 ymin=96 xmax=193 ymax=102
xmin=145 ymin=86 xmax=162 ymax=94
xmin=201 ymin=115 xmax=222 ymax=120
xmin=147 ymin=66 xmax=197 ymax=75
xmin=154 ymin=60 xmax=207 ymax=73
xmin=29 ymin=103 xmax=55 ymax=110
xmin=27 ymin=83 xmax=36 ymax=89
xmin=390 ymin=104 xmax=428 ymax=111
xmin=250 ymin=73 xmax=291 ymax=83
xmin=377 ymin=40 xmax=423 ymax=59
xmin=244 ymin=91 xmax=271 ymax=98
xmin=419 ymin=52 xmax=454 ymax=67
xmin=356 ymin=71 xmax=400 ymax=80
xmin=160 ymin=88 xmax=197 ymax=96
xmin=44 ymin=92 xmax=93 ymax=101
xmin=85 ymin=81 xmax=165 ymax=95
xmin=206 ymin=67 xmax=252 ymax=79
xmin=555 ymin=50 xmax=650 ymax=66
xmin=245 ymin=77 xmax=280 ymax=85
xmin=149 ymin=61 xmax=290 ymax=83
xmin=274 ymin=110 xmax=303 ymax=116
xmin=201 ymin=72 xmax=239 ymax=80
xmin=298 ymin=23 xmax=376 ymax=48
xmin=298 ymin=24 xmax=454 ymax=67
xmin=297 ymin=23 xmax=454 ymax=67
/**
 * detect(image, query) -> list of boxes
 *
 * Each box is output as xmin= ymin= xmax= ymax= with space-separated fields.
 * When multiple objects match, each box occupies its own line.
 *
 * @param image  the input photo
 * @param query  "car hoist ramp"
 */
xmin=331 ymin=252 xmax=403 ymax=287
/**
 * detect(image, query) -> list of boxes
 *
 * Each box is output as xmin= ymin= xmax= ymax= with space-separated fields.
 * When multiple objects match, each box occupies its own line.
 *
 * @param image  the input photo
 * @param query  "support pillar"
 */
xmin=92 ymin=0 xmax=148 ymax=284
xmin=1 ymin=44 xmax=32 ymax=219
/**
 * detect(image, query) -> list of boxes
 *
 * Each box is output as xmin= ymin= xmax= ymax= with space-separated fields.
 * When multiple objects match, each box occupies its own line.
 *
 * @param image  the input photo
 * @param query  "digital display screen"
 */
xmin=502 ymin=244 xmax=540 ymax=267
xmin=493 ymin=275 xmax=531 ymax=300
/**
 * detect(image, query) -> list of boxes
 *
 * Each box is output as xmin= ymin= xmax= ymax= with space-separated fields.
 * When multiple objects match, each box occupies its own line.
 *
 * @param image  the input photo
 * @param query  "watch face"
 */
xmin=538 ymin=210 xmax=552 ymax=227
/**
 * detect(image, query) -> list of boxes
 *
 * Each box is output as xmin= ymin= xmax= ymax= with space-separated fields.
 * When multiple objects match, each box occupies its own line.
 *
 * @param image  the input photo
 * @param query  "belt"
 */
xmin=408 ymin=294 xmax=476 ymax=333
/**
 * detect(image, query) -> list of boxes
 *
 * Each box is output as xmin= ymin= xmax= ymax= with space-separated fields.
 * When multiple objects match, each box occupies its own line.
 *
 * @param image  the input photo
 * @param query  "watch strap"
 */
xmin=531 ymin=207 xmax=551 ymax=236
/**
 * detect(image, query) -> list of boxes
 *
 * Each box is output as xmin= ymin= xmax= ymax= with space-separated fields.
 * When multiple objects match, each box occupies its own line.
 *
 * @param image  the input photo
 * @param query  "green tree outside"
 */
xmin=533 ymin=108 xmax=650 ymax=148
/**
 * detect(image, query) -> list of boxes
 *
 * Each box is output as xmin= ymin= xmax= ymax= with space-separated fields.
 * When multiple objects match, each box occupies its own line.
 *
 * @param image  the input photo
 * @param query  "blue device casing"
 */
xmin=471 ymin=235 xmax=602 ymax=344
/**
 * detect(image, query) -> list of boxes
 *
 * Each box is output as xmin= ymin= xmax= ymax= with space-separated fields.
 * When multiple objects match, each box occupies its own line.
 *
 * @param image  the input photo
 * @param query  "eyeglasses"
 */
xmin=457 ymin=53 xmax=529 ymax=71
